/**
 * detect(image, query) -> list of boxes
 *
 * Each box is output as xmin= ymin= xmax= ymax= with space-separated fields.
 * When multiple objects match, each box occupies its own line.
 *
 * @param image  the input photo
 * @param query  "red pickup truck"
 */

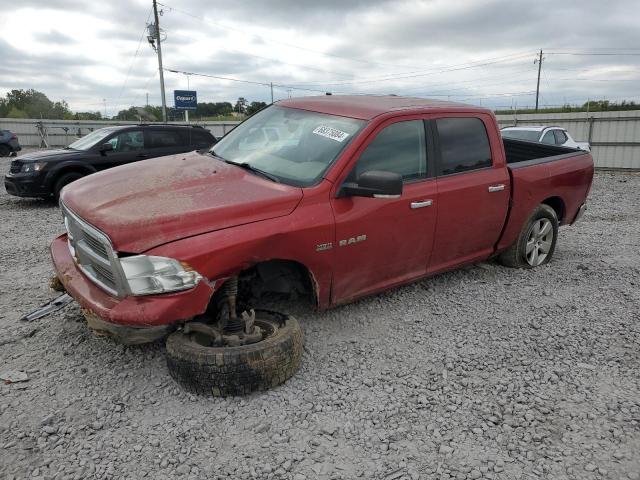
xmin=51 ymin=96 xmax=593 ymax=395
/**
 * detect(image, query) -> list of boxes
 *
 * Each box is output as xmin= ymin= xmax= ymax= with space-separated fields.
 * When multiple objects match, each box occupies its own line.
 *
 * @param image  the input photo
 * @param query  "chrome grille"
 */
xmin=83 ymin=232 xmax=109 ymax=259
xmin=61 ymin=202 xmax=126 ymax=297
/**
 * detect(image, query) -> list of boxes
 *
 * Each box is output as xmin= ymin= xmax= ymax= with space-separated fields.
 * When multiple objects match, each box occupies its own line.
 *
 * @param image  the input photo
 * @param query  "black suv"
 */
xmin=4 ymin=124 xmax=216 ymax=199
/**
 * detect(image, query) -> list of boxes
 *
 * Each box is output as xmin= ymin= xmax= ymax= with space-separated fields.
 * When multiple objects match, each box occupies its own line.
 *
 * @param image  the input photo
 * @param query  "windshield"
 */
xmin=501 ymin=129 xmax=541 ymax=142
xmin=68 ymin=128 xmax=117 ymax=151
xmin=211 ymin=105 xmax=365 ymax=186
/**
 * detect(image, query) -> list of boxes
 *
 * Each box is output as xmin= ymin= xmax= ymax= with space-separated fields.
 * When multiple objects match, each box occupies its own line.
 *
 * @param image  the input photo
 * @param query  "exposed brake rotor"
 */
xmin=184 ymin=310 xmax=266 ymax=347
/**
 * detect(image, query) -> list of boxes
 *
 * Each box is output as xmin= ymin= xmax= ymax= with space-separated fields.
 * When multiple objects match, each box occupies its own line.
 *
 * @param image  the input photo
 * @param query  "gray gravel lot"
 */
xmin=1 ymin=150 xmax=639 ymax=480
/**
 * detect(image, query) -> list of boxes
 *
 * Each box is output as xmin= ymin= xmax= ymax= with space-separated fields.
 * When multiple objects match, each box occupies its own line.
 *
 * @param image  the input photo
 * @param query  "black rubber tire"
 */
xmin=166 ymin=312 xmax=303 ymax=396
xmin=498 ymin=204 xmax=559 ymax=268
xmin=0 ymin=145 xmax=10 ymax=157
xmin=53 ymin=172 xmax=84 ymax=199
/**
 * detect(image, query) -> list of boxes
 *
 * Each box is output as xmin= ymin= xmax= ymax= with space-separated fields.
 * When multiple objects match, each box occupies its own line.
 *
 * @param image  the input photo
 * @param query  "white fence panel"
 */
xmin=3 ymin=111 xmax=639 ymax=168
xmin=496 ymin=110 xmax=640 ymax=169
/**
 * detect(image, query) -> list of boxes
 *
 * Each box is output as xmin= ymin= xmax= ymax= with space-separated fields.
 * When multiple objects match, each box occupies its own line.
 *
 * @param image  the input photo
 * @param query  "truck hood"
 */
xmin=61 ymin=151 xmax=303 ymax=252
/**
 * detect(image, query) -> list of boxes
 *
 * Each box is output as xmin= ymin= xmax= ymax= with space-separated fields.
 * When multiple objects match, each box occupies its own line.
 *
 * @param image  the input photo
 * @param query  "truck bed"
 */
xmin=503 ymin=138 xmax=583 ymax=166
xmin=496 ymin=138 xmax=594 ymax=252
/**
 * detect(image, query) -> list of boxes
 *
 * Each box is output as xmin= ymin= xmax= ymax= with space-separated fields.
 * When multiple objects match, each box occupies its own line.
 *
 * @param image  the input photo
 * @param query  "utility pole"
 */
xmin=270 ymin=82 xmax=274 ymax=104
xmin=535 ymin=49 xmax=543 ymax=113
xmin=146 ymin=93 xmax=149 ymax=107
xmin=103 ymin=99 xmax=107 ymax=119
xmin=152 ymin=0 xmax=167 ymax=122
xmin=185 ymin=73 xmax=190 ymax=124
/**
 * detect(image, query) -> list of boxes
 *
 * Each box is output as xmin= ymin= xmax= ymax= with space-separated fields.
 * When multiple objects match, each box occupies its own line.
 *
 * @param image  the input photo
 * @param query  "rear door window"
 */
xmin=190 ymin=129 xmax=215 ymax=147
xmin=147 ymin=129 xmax=185 ymax=149
xmin=540 ymin=130 xmax=556 ymax=144
xmin=349 ymin=120 xmax=427 ymax=183
xmin=436 ymin=117 xmax=492 ymax=175
xmin=554 ymin=130 xmax=568 ymax=144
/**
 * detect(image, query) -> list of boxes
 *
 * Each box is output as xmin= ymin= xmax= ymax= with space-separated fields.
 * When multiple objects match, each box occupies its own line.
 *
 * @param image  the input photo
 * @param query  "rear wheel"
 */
xmin=498 ymin=204 xmax=558 ymax=268
xmin=0 ymin=145 xmax=10 ymax=157
xmin=53 ymin=172 xmax=84 ymax=199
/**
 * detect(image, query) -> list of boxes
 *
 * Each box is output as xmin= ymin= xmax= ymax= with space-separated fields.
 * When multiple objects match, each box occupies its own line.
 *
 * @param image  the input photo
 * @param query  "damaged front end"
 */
xmin=184 ymin=276 xmax=268 ymax=348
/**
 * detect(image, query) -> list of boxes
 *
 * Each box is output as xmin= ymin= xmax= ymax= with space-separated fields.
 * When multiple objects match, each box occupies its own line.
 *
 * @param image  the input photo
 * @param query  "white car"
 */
xmin=501 ymin=126 xmax=590 ymax=152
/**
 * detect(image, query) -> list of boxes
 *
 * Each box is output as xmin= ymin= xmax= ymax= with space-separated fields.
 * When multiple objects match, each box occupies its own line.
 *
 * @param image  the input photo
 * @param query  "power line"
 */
xmin=157 ymin=1 xmax=425 ymax=70
xmin=117 ymin=7 xmax=153 ymax=100
xmin=165 ymin=67 xmax=541 ymax=102
xmin=551 ymin=77 xmax=640 ymax=82
xmin=289 ymin=52 xmax=536 ymax=87
xmin=422 ymin=91 xmax=537 ymax=99
xmin=400 ymin=67 xmax=537 ymax=95
xmin=546 ymin=52 xmax=640 ymax=56
xmin=163 ymin=68 xmax=335 ymax=94
xmin=163 ymin=29 xmax=354 ymax=79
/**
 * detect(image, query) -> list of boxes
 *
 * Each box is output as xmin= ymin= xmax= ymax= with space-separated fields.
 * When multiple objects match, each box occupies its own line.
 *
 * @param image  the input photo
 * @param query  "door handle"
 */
xmin=488 ymin=184 xmax=505 ymax=192
xmin=410 ymin=199 xmax=433 ymax=209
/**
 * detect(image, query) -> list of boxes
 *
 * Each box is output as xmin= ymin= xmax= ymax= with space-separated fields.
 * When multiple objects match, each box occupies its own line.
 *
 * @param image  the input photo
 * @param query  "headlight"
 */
xmin=119 ymin=255 xmax=203 ymax=295
xmin=22 ymin=162 xmax=45 ymax=173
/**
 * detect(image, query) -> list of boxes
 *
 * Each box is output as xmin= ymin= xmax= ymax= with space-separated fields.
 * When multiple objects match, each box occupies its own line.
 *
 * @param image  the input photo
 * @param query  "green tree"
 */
xmin=246 ymin=101 xmax=267 ymax=115
xmin=235 ymin=97 xmax=247 ymax=114
xmin=6 ymin=106 xmax=29 ymax=118
xmin=194 ymin=101 xmax=234 ymax=118
xmin=73 ymin=111 xmax=103 ymax=120
xmin=0 ymin=89 xmax=72 ymax=118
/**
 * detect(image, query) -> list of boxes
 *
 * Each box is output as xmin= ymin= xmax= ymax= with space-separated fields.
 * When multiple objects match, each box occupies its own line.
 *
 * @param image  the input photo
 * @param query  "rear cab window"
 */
xmin=435 ymin=117 xmax=492 ymax=175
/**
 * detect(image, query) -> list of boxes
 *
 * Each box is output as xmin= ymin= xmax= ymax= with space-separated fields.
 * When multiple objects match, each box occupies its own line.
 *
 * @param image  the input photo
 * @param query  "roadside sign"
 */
xmin=174 ymin=90 xmax=197 ymax=110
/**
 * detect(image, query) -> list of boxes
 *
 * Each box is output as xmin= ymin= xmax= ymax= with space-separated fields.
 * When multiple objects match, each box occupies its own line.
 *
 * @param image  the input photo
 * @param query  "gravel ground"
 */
xmin=1 ymin=150 xmax=639 ymax=480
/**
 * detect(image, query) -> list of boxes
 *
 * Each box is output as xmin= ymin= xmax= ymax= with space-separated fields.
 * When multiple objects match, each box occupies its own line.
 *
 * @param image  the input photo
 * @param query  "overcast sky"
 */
xmin=0 ymin=0 xmax=638 ymax=114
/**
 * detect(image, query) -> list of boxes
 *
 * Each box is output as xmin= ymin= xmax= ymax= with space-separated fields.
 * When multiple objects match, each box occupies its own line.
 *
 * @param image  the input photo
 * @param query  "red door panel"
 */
xmin=331 ymin=180 xmax=437 ymax=303
xmin=429 ymin=167 xmax=509 ymax=273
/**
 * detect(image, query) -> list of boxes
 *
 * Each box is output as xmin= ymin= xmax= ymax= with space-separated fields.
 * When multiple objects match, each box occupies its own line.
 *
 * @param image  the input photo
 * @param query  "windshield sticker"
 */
xmin=312 ymin=125 xmax=350 ymax=142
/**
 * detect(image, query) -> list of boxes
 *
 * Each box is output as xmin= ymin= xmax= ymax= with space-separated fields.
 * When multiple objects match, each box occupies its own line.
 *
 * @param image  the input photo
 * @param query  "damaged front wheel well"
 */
xmin=210 ymin=259 xmax=317 ymax=317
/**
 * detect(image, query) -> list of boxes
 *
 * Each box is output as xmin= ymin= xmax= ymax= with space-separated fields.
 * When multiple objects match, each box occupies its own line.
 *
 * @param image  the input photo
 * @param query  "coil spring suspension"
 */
xmin=222 ymin=276 xmax=243 ymax=333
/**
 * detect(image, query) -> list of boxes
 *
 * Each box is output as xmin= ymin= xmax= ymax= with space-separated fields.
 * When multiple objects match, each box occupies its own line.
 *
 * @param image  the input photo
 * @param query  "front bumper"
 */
xmin=4 ymin=172 xmax=49 ymax=197
xmin=50 ymin=234 xmax=214 ymax=329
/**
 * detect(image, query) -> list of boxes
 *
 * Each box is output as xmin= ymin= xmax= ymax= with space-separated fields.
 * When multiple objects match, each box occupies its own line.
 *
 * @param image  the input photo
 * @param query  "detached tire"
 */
xmin=498 ymin=204 xmax=559 ymax=268
xmin=53 ymin=172 xmax=84 ymax=199
xmin=166 ymin=312 xmax=303 ymax=396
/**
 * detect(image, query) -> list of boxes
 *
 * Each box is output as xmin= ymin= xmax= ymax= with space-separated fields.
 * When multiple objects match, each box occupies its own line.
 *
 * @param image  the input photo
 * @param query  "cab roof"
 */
xmin=277 ymin=95 xmax=490 ymax=120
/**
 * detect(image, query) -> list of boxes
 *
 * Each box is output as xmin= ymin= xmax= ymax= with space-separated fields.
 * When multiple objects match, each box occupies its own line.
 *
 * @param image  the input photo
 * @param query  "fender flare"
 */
xmin=44 ymin=162 xmax=98 ymax=189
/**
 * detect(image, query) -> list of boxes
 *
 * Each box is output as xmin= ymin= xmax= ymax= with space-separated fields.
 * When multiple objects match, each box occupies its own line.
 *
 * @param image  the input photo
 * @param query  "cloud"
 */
xmin=0 ymin=0 xmax=638 ymax=112
xmin=32 ymin=30 xmax=77 ymax=45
